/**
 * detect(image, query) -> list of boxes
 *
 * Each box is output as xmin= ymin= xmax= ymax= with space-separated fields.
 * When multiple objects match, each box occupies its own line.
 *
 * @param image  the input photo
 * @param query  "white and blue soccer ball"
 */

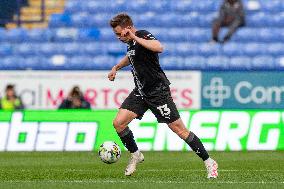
xmin=98 ymin=141 xmax=121 ymax=164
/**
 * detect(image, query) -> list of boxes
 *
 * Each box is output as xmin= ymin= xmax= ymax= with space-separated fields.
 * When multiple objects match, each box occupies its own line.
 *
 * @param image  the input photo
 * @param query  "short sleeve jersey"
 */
xmin=126 ymin=30 xmax=170 ymax=96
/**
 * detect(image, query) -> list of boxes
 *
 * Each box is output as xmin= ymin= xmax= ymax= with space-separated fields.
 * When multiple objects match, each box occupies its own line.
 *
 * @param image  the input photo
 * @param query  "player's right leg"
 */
xmin=113 ymin=108 xmax=144 ymax=176
xmin=168 ymin=119 xmax=218 ymax=178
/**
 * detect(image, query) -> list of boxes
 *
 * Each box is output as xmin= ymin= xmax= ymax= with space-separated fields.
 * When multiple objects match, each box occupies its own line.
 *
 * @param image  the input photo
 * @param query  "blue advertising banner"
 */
xmin=202 ymin=72 xmax=284 ymax=109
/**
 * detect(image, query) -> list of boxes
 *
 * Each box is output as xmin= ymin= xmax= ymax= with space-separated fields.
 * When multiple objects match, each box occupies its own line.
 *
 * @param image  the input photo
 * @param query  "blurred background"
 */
xmin=0 ymin=0 xmax=283 ymax=71
xmin=0 ymin=0 xmax=283 ymax=152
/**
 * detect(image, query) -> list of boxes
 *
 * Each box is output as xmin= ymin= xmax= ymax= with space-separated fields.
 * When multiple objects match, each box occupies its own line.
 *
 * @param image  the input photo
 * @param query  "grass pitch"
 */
xmin=0 ymin=151 xmax=283 ymax=189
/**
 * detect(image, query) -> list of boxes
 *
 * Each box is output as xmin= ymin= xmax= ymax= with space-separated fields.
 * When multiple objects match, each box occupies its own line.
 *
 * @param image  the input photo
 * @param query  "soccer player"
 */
xmin=108 ymin=13 xmax=218 ymax=178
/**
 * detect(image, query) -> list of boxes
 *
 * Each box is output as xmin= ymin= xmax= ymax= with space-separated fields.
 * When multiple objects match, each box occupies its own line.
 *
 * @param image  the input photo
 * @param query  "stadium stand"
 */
xmin=0 ymin=0 xmax=284 ymax=70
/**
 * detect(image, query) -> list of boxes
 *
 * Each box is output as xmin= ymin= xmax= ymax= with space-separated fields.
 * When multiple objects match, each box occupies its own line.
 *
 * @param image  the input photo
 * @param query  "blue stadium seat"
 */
xmin=184 ymin=56 xmax=206 ymax=70
xmin=266 ymin=43 xmax=284 ymax=56
xmin=0 ymin=43 xmax=13 ymax=56
xmin=160 ymin=56 xmax=184 ymax=70
xmin=45 ymin=55 xmax=69 ymax=70
xmin=70 ymin=12 xmax=90 ymax=27
xmin=175 ymin=43 xmax=200 ymax=56
xmin=61 ymin=43 xmax=82 ymax=56
xmin=84 ymin=0 xmax=106 ymax=13
xmin=233 ymin=28 xmax=258 ymax=42
xmin=251 ymin=56 xmax=275 ymax=70
xmin=192 ymin=0 xmax=216 ymax=12
xmin=0 ymin=0 xmax=283 ymax=70
xmin=92 ymin=55 xmax=116 ymax=70
xmin=5 ymin=28 xmax=27 ymax=42
xmin=105 ymin=42 xmax=125 ymax=56
xmin=257 ymin=28 xmax=280 ymax=42
xmin=197 ymin=43 xmax=222 ymax=57
xmin=77 ymin=28 xmax=100 ymax=41
xmin=87 ymin=13 xmax=111 ymax=27
xmin=64 ymin=0 xmax=83 ymax=13
xmin=127 ymin=0 xmax=151 ymax=13
xmin=1 ymin=57 xmax=26 ymax=70
xmin=259 ymin=0 xmax=282 ymax=12
xmin=14 ymin=43 xmax=38 ymax=56
xmin=49 ymin=13 xmax=72 ymax=28
xmin=188 ymin=28 xmax=211 ymax=42
xmin=166 ymin=28 xmax=187 ymax=42
xmin=0 ymin=28 xmax=7 ymax=42
xmin=80 ymin=42 xmax=106 ymax=56
xmin=270 ymin=13 xmax=284 ymax=27
xmin=107 ymin=0 xmax=128 ymax=13
xmin=38 ymin=43 xmax=60 ymax=56
xmin=135 ymin=12 xmax=157 ymax=27
xmin=26 ymin=28 xmax=52 ymax=42
xmin=197 ymin=13 xmax=216 ymax=27
xmin=147 ymin=0 xmax=170 ymax=13
xmin=246 ymin=12 xmax=268 ymax=27
xmin=229 ymin=56 xmax=252 ymax=70
xmin=170 ymin=0 xmax=193 ymax=12
xmin=178 ymin=13 xmax=199 ymax=27
xmin=21 ymin=57 xmax=47 ymax=70
xmin=222 ymin=43 xmax=244 ymax=56
xmin=152 ymin=13 xmax=177 ymax=27
xmin=206 ymin=56 xmax=230 ymax=70
xmin=69 ymin=56 xmax=94 ymax=70
xmin=243 ymin=43 xmax=267 ymax=56
xmin=274 ymin=57 xmax=284 ymax=70
xmin=53 ymin=28 xmax=78 ymax=42
xmin=99 ymin=28 xmax=115 ymax=42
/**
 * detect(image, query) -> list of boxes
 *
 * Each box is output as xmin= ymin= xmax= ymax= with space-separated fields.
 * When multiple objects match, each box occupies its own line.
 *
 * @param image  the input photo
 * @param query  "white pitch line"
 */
xmin=14 ymin=169 xmax=284 ymax=173
xmin=140 ymin=169 xmax=284 ymax=172
xmin=0 ymin=180 xmax=284 ymax=185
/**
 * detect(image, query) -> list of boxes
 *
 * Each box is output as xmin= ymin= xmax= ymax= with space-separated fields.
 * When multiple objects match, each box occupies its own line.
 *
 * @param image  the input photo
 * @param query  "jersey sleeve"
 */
xmin=137 ymin=30 xmax=157 ymax=40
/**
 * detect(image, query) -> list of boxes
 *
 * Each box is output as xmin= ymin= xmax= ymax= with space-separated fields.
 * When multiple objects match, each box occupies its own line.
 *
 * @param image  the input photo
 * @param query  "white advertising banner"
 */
xmin=0 ymin=71 xmax=201 ymax=109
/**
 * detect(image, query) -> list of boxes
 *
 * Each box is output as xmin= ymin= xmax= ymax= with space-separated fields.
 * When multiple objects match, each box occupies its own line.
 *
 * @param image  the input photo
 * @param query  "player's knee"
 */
xmin=113 ymin=119 xmax=120 ymax=129
xmin=168 ymin=122 xmax=189 ymax=139
xmin=113 ymin=119 xmax=126 ymax=131
xmin=175 ymin=128 xmax=186 ymax=138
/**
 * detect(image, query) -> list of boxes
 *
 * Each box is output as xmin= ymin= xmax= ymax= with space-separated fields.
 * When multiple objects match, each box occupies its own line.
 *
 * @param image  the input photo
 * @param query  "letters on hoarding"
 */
xmin=0 ymin=110 xmax=283 ymax=151
xmin=202 ymin=72 xmax=284 ymax=109
xmin=0 ymin=71 xmax=201 ymax=109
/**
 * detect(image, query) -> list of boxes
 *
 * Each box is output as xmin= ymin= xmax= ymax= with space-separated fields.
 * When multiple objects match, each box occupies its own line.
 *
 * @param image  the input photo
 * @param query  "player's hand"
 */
xmin=108 ymin=68 xmax=117 ymax=81
xmin=121 ymin=28 xmax=136 ymax=40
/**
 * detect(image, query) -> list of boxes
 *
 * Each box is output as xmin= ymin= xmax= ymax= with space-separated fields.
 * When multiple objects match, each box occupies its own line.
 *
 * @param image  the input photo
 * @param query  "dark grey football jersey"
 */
xmin=126 ymin=30 xmax=170 ymax=96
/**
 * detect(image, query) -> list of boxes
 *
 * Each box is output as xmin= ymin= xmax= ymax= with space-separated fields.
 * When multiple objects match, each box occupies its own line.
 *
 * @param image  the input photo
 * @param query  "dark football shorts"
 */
xmin=120 ymin=85 xmax=180 ymax=124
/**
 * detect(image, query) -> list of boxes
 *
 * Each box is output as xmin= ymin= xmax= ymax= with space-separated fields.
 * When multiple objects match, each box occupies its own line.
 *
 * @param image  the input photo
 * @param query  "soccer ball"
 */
xmin=98 ymin=141 xmax=121 ymax=164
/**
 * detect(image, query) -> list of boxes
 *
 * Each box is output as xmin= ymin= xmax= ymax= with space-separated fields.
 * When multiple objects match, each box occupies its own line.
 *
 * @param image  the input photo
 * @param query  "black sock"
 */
xmin=185 ymin=132 xmax=209 ymax=161
xmin=117 ymin=127 xmax=138 ymax=153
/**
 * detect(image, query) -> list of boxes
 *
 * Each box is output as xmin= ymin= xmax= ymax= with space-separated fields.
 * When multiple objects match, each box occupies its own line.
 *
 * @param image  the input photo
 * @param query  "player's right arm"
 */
xmin=108 ymin=55 xmax=130 ymax=81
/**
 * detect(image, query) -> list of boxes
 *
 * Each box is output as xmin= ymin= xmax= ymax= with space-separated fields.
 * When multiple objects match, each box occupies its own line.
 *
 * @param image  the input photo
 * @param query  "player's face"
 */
xmin=113 ymin=25 xmax=130 ymax=43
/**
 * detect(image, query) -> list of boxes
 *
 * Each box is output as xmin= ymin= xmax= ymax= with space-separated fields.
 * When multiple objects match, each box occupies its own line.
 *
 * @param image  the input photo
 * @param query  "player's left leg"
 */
xmin=167 ymin=119 xmax=218 ymax=178
xmin=116 ymin=90 xmax=148 ymax=176
xmin=113 ymin=109 xmax=144 ymax=176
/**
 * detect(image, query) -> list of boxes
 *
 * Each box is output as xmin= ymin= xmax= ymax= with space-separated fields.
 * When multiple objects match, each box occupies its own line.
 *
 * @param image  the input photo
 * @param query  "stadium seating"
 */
xmin=0 ymin=0 xmax=284 ymax=70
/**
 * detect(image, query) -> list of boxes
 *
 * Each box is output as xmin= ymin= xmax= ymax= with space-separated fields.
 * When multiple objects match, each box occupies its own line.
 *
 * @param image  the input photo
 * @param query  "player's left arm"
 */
xmin=122 ymin=29 xmax=163 ymax=53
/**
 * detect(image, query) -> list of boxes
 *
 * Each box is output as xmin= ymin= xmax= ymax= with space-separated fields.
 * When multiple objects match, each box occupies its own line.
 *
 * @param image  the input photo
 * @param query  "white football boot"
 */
xmin=125 ymin=151 xmax=144 ymax=176
xmin=204 ymin=158 xmax=218 ymax=178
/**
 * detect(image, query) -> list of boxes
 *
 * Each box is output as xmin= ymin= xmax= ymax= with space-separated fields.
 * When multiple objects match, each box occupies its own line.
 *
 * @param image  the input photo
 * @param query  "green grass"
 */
xmin=0 ymin=151 xmax=283 ymax=189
